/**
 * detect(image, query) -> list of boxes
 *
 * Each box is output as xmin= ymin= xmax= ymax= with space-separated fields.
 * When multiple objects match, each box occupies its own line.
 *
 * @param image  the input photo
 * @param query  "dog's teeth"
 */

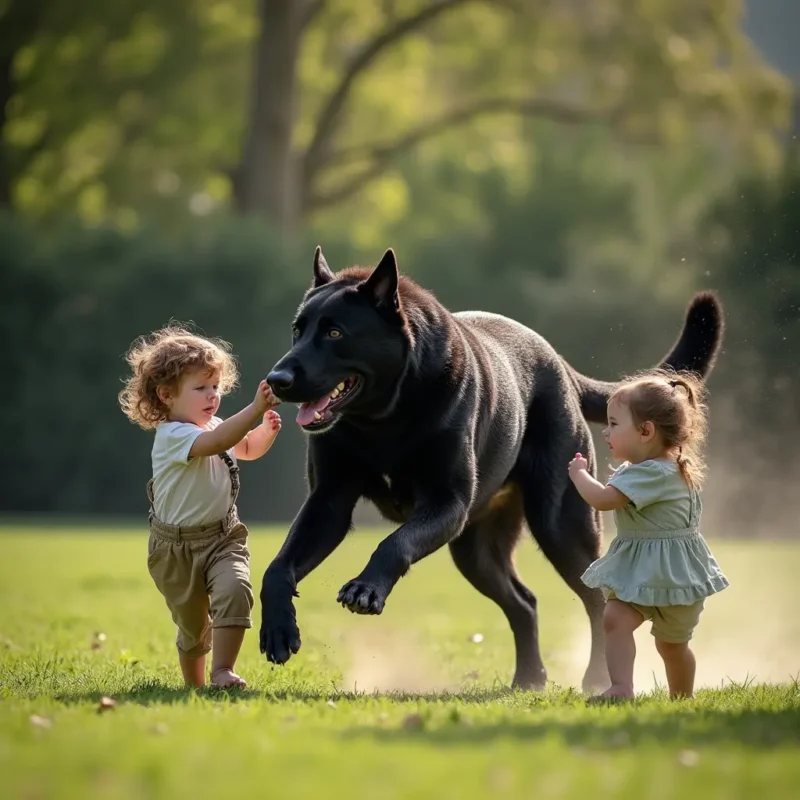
xmin=331 ymin=389 xmax=339 ymax=399
xmin=314 ymin=412 xmax=322 ymax=420
xmin=337 ymin=382 xmax=345 ymax=391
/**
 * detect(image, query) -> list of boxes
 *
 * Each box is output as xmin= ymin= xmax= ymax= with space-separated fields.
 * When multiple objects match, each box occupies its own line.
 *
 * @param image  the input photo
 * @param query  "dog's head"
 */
xmin=267 ymin=246 xmax=411 ymax=434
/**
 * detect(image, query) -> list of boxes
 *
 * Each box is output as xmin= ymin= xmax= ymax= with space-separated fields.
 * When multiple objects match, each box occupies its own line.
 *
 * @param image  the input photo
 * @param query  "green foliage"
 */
xmin=705 ymin=156 xmax=800 ymax=394
xmin=696 ymin=153 xmax=800 ymax=508
xmin=2 ymin=0 xmax=207 ymax=226
xmin=1 ymin=0 xmax=791 ymax=234
xmin=0 ymin=212 xmax=316 ymax=519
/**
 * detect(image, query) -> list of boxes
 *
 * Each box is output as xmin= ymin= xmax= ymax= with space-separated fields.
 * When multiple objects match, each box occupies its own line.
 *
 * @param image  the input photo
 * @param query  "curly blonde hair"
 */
xmin=610 ymin=368 xmax=709 ymax=488
xmin=119 ymin=324 xmax=239 ymax=430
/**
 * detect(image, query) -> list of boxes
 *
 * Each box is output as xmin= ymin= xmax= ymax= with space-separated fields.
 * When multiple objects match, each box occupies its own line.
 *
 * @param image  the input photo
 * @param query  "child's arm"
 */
xmin=189 ymin=381 xmax=277 ymax=458
xmin=568 ymin=454 xmax=630 ymax=511
xmin=235 ymin=410 xmax=282 ymax=461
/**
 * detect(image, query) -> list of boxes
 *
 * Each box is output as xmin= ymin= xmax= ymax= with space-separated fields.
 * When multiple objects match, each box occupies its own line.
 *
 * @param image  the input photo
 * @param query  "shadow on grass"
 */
xmin=260 ymin=687 xmax=526 ymax=704
xmin=53 ymin=680 xmax=524 ymax=707
xmin=342 ymin=706 xmax=800 ymax=750
xmin=55 ymin=679 xmax=262 ymax=706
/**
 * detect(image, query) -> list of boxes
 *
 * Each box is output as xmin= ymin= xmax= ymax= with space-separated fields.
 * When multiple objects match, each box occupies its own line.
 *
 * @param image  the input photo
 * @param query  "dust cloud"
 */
xmin=340 ymin=627 xmax=457 ymax=694
xmin=563 ymin=591 xmax=800 ymax=693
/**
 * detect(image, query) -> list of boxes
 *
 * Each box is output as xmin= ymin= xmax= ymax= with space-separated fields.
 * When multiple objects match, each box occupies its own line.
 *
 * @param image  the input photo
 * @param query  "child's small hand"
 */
xmin=253 ymin=380 xmax=279 ymax=413
xmin=568 ymin=453 xmax=589 ymax=479
xmin=263 ymin=409 xmax=281 ymax=435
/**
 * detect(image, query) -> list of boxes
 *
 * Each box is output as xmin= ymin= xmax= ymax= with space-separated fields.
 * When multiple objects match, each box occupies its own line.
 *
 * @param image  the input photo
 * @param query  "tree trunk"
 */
xmin=234 ymin=0 xmax=304 ymax=234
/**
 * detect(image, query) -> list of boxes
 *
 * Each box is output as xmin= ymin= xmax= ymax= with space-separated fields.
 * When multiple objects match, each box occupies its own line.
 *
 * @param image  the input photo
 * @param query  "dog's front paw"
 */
xmin=259 ymin=606 xmax=301 ymax=665
xmin=337 ymin=578 xmax=388 ymax=615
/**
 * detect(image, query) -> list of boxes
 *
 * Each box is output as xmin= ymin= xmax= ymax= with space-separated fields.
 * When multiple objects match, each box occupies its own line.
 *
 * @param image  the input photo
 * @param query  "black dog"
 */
xmin=260 ymin=247 xmax=723 ymax=691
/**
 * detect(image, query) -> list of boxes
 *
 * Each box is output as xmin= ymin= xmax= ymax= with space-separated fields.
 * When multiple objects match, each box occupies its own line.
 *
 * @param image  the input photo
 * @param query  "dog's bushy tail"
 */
xmin=567 ymin=292 xmax=725 ymax=424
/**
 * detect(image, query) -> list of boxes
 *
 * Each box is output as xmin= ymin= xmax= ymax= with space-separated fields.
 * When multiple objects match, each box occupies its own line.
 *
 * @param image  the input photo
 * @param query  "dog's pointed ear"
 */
xmin=361 ymin=249 xmax=400 ymax=311
xmin=312 ymin=246 xmax=334 ymax=288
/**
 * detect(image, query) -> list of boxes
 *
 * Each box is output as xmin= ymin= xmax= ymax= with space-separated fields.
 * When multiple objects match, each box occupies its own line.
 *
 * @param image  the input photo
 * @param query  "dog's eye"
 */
xmin=292 ymin=326 xmax=301 ymax=339
xmin=327 ymin=329 xmax=343 ymax=339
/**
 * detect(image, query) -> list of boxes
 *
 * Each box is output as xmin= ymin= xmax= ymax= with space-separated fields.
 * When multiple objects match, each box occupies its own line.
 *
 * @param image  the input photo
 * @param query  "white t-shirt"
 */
xmin=151 ymin=416 xmax=237 ymax=526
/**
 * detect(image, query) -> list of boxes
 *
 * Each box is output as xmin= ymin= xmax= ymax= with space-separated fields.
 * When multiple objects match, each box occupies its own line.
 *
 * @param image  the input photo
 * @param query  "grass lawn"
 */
xmin=1 ymin=525 xmax=798 ymax=799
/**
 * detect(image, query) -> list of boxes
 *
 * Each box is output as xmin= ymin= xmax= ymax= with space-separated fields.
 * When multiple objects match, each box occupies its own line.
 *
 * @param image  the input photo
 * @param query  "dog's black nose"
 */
xmin=267 ymin=369 xmax=294 ymax=393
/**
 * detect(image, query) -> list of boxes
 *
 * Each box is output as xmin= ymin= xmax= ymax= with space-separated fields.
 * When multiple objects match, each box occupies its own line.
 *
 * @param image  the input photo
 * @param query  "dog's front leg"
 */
xmin=337 ymin=447 xmax=475 ymax=615
xmin=260 ymin=480 xmax=361 ymax=664
xmin=337 ymin=497 xmax=469 ymax=614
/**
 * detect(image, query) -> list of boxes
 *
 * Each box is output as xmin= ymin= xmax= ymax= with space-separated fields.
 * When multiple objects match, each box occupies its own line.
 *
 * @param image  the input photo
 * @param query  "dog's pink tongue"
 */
xmin=296 ymin=396 xmax=331 ymax=426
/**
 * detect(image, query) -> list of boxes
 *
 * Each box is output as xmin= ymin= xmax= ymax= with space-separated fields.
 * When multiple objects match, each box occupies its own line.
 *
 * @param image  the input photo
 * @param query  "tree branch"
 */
xmin=302 ymin=0 xmax=477 ymax=188
xmin=307 ymin=162 xmax=396 ymax=212
xmin=307 ymin=96 xmax=608 ymax=211
xmin=301 ymin=0 xmax=327 ymax=31
xmin=330 ymin=97 xmax=604 ymax=169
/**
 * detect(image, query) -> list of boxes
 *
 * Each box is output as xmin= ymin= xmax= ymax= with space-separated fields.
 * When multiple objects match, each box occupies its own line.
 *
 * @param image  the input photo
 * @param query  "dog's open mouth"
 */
xmin=295 ymin=376 xmax=362 ymax=429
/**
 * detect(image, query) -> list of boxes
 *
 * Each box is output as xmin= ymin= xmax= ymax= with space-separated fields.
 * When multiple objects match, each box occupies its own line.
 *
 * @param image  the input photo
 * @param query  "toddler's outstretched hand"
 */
xmin=254 ymin=380 xmax=280 ymax=413
xmin=568 ymin=452 xmax=589 ymax=480
xmin=263 ymin=409 xmax=282 ymax=435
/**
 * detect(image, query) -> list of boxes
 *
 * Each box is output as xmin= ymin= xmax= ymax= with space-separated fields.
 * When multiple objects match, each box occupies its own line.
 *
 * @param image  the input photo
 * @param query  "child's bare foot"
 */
xmin=179 ymin=652 xmax=206 ymax=688
xmin=210 ymin=667 xmax=247 ymax=688
xmin=587 ymin=684 xmax=634 ymax=705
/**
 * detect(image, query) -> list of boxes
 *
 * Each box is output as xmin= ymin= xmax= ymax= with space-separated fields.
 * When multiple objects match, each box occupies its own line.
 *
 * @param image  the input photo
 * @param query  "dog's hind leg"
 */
xmin=513 ymin=386 xmax=610 ymax=694
xmin=519 ymin=469 xmax=610 ymax=694
xmin=449 ymin=486 xmax=547 ymax=690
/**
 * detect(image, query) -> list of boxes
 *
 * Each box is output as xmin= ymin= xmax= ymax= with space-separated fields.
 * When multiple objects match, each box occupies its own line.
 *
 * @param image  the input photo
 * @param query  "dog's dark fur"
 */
xmin=259 ymin=247 xmax=724 ymax=691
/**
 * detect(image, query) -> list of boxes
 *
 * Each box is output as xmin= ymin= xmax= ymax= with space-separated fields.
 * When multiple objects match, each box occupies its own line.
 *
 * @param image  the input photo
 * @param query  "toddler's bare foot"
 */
xmin=210 ymin=667 xmax=247 ymax=688
xmin=587 ymin=684 xmax=634 ymax=705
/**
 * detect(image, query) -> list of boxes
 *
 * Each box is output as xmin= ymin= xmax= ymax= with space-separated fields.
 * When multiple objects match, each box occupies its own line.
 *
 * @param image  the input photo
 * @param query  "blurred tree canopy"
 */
xmin=1 ymin=1 xmax=798 ymax=537
xmin=0 ymin=0 xmax=790 ymax=234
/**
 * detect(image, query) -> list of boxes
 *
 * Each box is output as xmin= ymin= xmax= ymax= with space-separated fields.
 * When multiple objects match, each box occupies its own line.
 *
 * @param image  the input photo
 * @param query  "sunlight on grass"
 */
xmin=1 ymin=525 xmax=798 ymax=799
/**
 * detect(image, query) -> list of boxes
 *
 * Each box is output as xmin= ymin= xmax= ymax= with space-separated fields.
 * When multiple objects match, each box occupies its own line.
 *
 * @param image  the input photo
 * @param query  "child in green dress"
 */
xmin=568 ymin=369 xmax=728 ymax=702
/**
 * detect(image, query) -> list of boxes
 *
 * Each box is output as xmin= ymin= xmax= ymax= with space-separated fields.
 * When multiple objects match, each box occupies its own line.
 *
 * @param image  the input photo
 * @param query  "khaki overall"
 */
xmin=146 ymin=451 xmax=253 ymax=657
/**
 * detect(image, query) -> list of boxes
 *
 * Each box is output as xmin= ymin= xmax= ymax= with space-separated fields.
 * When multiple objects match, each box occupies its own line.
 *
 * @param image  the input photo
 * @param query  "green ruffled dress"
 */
xmin=581 ymin=459 xmax=729 ymax=606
